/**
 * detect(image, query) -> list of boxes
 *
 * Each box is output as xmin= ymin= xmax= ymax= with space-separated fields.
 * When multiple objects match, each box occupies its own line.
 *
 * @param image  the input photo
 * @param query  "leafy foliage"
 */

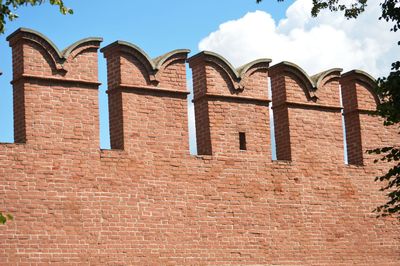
xmin=257 ymin=0 xmax=369 ymax=18
xmin=370 ymin=58 xmax=400 ymax=217
xmin=0 ymin=0 xmax=73 ymax=33
xmin=310 ymin=0 xmax=368 ymax=18
xmin=368 ymin=145 xmax=400 ymax=217
xmin=381 ymin=0 xmax=400 ymax=32
xmin=0 ymin=212 xmax=13 ymax=224
xmin=257 ymin=0 xmax=400 ymax=218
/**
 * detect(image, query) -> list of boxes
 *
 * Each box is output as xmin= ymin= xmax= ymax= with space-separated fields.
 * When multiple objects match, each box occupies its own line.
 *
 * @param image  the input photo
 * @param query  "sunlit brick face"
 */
xmin=0 ymin=28 xmax=398 ymax=265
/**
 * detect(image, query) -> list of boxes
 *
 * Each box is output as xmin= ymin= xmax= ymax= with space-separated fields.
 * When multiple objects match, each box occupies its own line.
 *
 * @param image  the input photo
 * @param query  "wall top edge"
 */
xmin=7 ymin=27 xmax=103 ymax=60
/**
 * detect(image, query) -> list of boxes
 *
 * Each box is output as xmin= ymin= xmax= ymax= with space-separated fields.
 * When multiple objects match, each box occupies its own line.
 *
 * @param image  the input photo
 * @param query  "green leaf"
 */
xmin=0 ymin=213 xmax=6 ymax=224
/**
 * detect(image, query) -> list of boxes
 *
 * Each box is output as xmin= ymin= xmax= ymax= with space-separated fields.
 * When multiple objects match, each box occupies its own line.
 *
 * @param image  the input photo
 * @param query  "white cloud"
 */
xmin=198 ymin=0 xmax=398 ymax=77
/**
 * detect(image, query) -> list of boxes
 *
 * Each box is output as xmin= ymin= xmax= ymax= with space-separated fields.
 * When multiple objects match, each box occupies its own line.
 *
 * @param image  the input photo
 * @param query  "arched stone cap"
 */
xmin=342 ymin=69 xmax=376 ymax=88
xmin=270 ymin=61 xmax=343 ymax=101
xmin=153 ymin=49 xmax=191 ymax=70
xmin=101 ymin=40 xmax=190 ymax=84
xmin=269 ymin=61 xmax=317 ymax=100
xmin=7 ymin=28 xmax=103 ymax=72
xmin=341 ymin=69 xmax=380 ymax=108
xmin=188 ymin=51 xmax=271 ymax=91
xmin=311 ymin=68 xmax=343 ymax=89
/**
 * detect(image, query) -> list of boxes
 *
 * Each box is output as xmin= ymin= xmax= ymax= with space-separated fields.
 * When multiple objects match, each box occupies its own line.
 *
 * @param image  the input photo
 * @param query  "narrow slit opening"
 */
xmin=339 ymin=85 xmax=349 ymax=164
xmin=268 ymin=77 xmax=277 ymax=160
xmin=239 ymin=132 xmax=247 ymax=151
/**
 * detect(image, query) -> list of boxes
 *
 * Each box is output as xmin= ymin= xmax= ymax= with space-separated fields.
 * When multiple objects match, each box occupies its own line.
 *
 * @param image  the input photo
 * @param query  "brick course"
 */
xmin=0 ymin=28 xmax=399 ymax=265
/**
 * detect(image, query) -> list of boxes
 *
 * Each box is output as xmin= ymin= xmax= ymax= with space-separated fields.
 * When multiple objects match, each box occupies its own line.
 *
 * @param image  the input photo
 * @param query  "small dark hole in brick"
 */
xmin=239 ymin=132 xmax=246 ymax=151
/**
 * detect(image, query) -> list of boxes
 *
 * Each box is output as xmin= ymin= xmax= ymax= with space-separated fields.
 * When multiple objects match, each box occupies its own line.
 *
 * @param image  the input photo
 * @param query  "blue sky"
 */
xmin=0 ymin=0 xmax=397 ymax=152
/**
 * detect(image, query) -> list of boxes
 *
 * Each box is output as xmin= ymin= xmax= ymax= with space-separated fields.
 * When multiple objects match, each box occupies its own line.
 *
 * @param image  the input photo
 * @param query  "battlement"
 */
xmin=1 ymin=28 xmax=399 ymax=265
xmin=1 ymin=28 xmax=390 ymax=164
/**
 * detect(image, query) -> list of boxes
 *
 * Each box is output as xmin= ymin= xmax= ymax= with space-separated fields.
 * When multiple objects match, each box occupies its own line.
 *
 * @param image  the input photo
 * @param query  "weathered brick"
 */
xmin=0 ymin=28 xmax=398 ymax=265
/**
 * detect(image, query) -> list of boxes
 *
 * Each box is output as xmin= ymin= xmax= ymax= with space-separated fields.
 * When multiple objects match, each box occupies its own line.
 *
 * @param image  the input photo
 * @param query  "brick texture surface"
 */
xmin=0 ymin=29 xmax=399 ymax=265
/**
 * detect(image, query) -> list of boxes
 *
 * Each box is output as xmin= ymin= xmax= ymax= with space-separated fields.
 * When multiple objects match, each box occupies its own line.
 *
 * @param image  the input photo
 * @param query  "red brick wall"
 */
xmin=0 ymin=28 xmax=399 ymax=265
